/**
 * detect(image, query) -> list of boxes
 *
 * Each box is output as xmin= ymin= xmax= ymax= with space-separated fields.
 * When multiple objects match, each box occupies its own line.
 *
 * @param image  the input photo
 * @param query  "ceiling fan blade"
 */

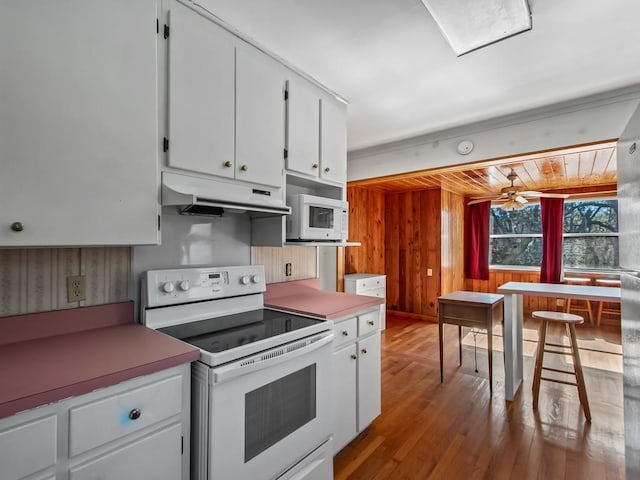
xmin=514 ymin=196 xmax=528 ymax=204
xmin=467 ymin=198 xmax=496 ymax=205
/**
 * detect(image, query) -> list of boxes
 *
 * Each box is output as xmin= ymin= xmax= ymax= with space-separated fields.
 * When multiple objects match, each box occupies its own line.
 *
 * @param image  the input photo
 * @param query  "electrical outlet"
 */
xmin=427 ymin=268 xmax=433 ymax=277
xmin=285 ymin=263 xmax=292 ymax=277
xmin=556 ymin=298 xmax=565 ymax=307
xmin=67 ymin=275 xmax=86 ymax=302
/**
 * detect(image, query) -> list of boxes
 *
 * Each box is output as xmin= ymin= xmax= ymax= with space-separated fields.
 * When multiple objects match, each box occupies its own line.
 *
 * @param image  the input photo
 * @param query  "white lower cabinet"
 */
xmin=331 ymin=308 xmax=382 ymax=455
xmin=344 ymin=274 xmax=387 ymax=330
xmin=0 ymin=365 xmax=190 ymax=480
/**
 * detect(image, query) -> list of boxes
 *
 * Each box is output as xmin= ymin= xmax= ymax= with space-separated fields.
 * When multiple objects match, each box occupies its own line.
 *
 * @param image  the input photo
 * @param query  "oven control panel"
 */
xmin=144 ymin=265 xmax=266 ymax=307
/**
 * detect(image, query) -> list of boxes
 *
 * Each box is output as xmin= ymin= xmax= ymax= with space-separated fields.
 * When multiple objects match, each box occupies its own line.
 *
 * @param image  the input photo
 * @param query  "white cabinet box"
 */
xmin=0 ymin=365 xmax=190 ymax=480
xmin=0 ymin=0 xmax=160 ymax=247
xmin=344 ymin=274 xmax=387 ymax=329
xmin=331 ymin=307 xmax=382 ymax=455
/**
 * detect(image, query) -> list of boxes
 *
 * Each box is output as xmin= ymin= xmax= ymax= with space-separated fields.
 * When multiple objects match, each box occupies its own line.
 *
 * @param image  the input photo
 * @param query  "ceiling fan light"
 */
xmin=501 ymin=199 xmax=525 ymax=211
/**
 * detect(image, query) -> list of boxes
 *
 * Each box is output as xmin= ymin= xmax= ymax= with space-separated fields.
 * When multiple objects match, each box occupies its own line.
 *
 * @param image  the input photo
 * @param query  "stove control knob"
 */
xmin=240 ymin=275 xmax=250 ymax=285
xmin=251 ymin=275 xmax=261 ymax=284
xmin=162 ymin=282 xmax=175 ymax=294
xmin=178 ymin=280 xmax=190 ymax=291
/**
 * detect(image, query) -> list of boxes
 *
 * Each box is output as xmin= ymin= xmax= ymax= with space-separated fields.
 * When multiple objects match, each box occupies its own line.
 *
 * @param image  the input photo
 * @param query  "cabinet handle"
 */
xmin=224 ymin=161 xmax=232 ymax=168
xmin=240 ymin=164 xmax=248 ymax=172
xmin=342 ymin=330 xmax=349 ymax=336
xmin=10 ymin=222 xmax=24 ymax=232
xmin=361 ymin=348 xmax=368 ymax=355
xmin=367 ymin=320 xmax=375 ymax=326
xmin=128 ymin=408 xmax=142 ymax=421
xmin=350 ymin=354 xmax=357 ymax=360
xmin=324 ymin=167 xmax=330 ymax=173
xmin=312 ymin=163 xmax=319 ymax=169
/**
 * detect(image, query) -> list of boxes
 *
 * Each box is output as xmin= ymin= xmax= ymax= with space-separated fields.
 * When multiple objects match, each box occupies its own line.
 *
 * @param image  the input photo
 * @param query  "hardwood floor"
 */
xmin=334 ymin=314 xmax=624 ymax=479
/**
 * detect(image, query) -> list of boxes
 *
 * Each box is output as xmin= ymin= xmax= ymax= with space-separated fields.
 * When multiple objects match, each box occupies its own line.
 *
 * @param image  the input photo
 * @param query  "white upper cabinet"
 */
xmin=235 ymin=45 xmax=286 ymax=188
xmin=320 ymin=95 xmax=348 ymax=184
xmin=167 ymin=2 xmax=285 ymax=189
xmin=168 ymin=1 xmax=235 ymax=179
xmin=286 ymin=77 xmax=321 ymax=177
xmin=0 ymin=0 xmax=160 ymax=247
xmin=285 ymin=75 xmax=347 ymax=185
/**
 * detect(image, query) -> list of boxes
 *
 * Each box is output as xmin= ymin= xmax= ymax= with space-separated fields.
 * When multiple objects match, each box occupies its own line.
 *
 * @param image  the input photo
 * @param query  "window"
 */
xmin=489 ymin=199 xmax=619 ymax=269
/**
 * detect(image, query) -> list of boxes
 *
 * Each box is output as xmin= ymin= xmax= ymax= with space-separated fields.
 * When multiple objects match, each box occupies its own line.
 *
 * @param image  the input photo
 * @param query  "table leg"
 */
xmin=503 ymin=293 xmax=524 ymax=400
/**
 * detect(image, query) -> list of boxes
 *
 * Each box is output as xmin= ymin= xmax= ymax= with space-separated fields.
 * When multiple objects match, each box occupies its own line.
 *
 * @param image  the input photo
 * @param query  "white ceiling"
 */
xmin=197 ymin=0 xmax=640 ymax=151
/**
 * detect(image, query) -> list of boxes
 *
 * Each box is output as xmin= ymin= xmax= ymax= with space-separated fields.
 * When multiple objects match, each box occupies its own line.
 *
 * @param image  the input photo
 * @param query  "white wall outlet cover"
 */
xmin=456 ymin=140 xmax=474 ymax=155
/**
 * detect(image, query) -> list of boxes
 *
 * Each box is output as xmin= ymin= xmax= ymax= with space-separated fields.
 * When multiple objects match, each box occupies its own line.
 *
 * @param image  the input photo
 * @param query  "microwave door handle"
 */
xmin=212 ymin=332 xmax=333 ymax=384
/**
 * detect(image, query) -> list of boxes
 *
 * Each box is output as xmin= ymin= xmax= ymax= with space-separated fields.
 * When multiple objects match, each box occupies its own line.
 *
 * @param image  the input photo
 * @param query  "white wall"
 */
xmin=348 ymin=91 xmax=640 ymax=180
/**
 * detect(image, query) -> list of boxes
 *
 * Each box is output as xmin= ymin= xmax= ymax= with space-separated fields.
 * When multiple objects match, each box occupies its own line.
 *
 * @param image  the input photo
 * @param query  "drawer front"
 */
xmin=69 ymin=374 xmax=183 ymax=456
xmin=70 ymin=423 xmax=181 ymax=480
xmin=440 ymin=303 xmax=489 ymax=327
xmin=0 ymin=414 xmax=57 ymax=480
xmin=358 ymin=286 xmax=385 ymax=299
xmin=333 ymin=317 xmax=358 ymax=348
xmin=358 ymin=309 xmax=380 ymax=336
xmin=355 ymin=277 xmax=385 ymax=291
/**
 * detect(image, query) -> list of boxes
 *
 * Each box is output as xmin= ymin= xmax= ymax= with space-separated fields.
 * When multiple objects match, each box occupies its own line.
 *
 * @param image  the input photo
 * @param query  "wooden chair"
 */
xmin=595 ymin=278 xmax=621 ymax=326
xmin=531 ymin=311 xmax=591 ymax=422
xmin=438 ymin=291 xmax=504 ymax=395
xmin=563 ymin=277 xmax=593 ymax=324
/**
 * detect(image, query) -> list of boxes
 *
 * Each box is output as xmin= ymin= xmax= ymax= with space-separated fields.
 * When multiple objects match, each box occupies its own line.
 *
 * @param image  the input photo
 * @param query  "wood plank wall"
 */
xmin=440 ymin=189 xmax=465 ymax=295
xmin=345 ymin=187 xmax=385 ymax=275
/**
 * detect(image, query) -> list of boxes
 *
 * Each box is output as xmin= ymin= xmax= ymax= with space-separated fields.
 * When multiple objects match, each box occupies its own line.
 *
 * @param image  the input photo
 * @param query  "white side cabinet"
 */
xmin=0 ymin=0 xmax=160 ymax=246
xmin=344 ymin=274 xmax=387 ymax=329
xmin=0 ymin=365 xmax=190 ymax=480
xmin=331 ymin=308 xmax=381 ymax=455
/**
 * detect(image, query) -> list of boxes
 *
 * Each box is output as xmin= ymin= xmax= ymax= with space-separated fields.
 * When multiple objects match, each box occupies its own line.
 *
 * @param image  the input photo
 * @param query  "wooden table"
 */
xmin=438 ymin=291 xmax=504 ymax=394
xmin=497 ymin=281 xmax=621 ymax=401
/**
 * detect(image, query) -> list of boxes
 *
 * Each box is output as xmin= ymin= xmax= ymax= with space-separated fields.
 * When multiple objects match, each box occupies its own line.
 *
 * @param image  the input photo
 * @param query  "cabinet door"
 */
xmin=332 ymin=344 xmax=357 ymax=454
xmin=236 ymin=45 xmax=285 ymax=188
xmin=168 ymin=2 xmax=235 ymax=178
xmin=357 ymin=333 xmax=381 ymax=431
xmin=69 ymin=423 xmax=181 ymax=480
xmin=286 ymin=77 xmax=320 ymax=177
xmin=320 ymin=96 xmax=347 ymax=184
xmin=0 ymin=0 xmax=159 ymax=246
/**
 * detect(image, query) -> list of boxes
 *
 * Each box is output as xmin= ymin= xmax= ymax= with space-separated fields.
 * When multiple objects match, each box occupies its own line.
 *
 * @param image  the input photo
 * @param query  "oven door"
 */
xmin=206 ymin=331 xmax=333 ymax=480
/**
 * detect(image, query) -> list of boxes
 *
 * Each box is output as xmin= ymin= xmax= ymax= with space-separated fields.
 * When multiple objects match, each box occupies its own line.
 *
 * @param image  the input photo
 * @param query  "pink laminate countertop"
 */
xmin=0 ymin=303 xmax=199 ymax=418
xmin=265 ymin=279 xmax=384 ymax=320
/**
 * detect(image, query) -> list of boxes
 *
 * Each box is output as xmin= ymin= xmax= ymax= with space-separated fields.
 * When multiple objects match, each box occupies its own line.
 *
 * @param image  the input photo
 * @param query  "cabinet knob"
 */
xmin=10 ymin=222 xmax=24 ymax=232
xmin=312 ymin=163 xmax=319 ymax=169
xmin=324 ymin=167 xmax=330 ymax=173
xmin=224 ymin=161 xmax=232 ymax=168
xmin=350 ymin=354 xmax=357 ymax=360
xmin=128 ymin=408 xmax=142 ymax=421
xmin=342 ymin=330 xmax=349 ymax=336
xmin=240 ymin=164 xmax=248 ymax=172
xmin=361 ymin=348 xmax=368 ymax=355
xmin=367 ymin=320 xmax=375 ymax=326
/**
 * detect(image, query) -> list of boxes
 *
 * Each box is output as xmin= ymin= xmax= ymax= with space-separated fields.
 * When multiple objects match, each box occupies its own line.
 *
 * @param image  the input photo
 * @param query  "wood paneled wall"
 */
xmin=440 ymin=190 xmax=465 ymax=295
xmin=345 ymin=187 xmax=385 ymax=275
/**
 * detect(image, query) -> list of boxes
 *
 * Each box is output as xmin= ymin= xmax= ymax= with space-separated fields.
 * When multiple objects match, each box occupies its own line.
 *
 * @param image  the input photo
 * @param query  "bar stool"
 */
xmin=595 ymin=278 xmax=621 ymax=326
xmin=531 ymin=311 xmax=591 ymax=422
xmin=563 ymin=277 xmax=593 ymax=324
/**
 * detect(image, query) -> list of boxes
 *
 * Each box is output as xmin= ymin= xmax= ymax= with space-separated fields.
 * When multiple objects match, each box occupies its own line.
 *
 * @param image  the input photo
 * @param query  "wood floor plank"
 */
xmin=334 ymin=314 xmax=624 ymax=479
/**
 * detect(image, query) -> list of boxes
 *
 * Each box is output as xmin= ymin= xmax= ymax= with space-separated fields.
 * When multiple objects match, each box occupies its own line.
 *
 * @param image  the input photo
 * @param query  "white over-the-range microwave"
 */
xmin=286 ymin=194 xmax=348 ymax=242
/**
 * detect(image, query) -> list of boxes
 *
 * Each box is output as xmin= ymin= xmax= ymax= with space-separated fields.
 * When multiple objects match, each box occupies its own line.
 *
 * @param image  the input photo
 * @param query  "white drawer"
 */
xmin=358 ymin=310 xmax=380 ymax=336
xmin=0 ymin=414 xmax=57 ymax=480
xmin=354 ymin=277 xmax=385 ymax=291
xmin=69 ymin=374 xmax=183 ymax=456
xmin=358 ymin=286 xmax=385 ymax=299
xmin=333 ymin=317 xmax=358 ymax=348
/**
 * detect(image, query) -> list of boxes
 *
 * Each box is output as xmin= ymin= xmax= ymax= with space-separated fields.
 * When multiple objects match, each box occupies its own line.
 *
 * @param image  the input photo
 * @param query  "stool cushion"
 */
xmin=532 ymin=311 xmax=584 ymax=324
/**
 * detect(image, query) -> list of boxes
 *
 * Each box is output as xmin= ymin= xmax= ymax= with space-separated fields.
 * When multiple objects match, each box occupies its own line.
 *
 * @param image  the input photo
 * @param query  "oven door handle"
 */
xmin=212 ymin=331 xmax=333 ymax=383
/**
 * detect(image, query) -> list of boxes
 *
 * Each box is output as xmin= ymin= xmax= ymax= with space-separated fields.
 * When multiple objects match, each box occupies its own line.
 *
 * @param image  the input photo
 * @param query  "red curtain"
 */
xmin=540 ymin=197 xmax=565 ymax=284
xmin=465 ymin=201 xmax=490 ymax=280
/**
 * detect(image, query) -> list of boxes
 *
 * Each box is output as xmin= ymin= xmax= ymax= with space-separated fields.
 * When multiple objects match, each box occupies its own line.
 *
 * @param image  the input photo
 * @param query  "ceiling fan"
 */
xmin=467 ymin=169 xmax=569 ymax=211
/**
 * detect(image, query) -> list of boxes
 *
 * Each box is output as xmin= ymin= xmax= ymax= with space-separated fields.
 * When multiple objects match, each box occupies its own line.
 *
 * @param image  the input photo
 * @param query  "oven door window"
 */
xmin=308 ymin=206 xmax=334 ymax=229
xmin=244 ymin=365 xmax=316 ymax=462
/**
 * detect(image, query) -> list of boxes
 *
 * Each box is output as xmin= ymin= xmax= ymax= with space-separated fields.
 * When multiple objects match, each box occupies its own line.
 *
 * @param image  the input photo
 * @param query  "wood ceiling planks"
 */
xmin=349 ymin=141 xmax=618 ymax=196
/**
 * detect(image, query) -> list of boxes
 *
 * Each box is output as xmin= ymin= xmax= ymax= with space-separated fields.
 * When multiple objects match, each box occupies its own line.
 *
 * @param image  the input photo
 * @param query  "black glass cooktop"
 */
xmin=158 ymin=309 xmax=323 ymax=353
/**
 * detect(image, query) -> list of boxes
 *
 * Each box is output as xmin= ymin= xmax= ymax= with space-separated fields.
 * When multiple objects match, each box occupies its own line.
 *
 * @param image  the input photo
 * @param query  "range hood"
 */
xmin=162 ymin=171 xmax=291 ymax=217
